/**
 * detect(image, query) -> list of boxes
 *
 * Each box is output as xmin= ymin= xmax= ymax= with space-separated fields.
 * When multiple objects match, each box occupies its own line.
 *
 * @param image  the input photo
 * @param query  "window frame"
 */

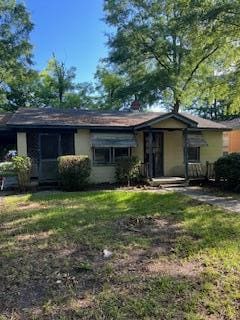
xmin=187 ymin=146 xmax=200 ymax=163
xmin=93 ymin=147 xmax=112 ymax=165
xmin=93 ymin=147 xmax=131 ymax=165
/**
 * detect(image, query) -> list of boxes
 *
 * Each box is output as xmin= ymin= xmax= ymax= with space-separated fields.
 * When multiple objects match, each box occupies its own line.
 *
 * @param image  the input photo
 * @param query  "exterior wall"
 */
xmin=201 ymin=131 xmax=223 ymax=163
xmin=74 ymin=127 xmax=224 ymax=183
xmin=152 ymin=118 xmax=187 ymax=129
xmin=164 ymin=131 xmax=184 ymax=176
xmin=17 ymin=132 xmax=27 ymax=156
xmin=132 ymin=131 xmax=144 ymax=162
xmin=74 ymin=129 xmax=116 ymax=183
xmin=224 ymin=130 xmax=240 ymax=153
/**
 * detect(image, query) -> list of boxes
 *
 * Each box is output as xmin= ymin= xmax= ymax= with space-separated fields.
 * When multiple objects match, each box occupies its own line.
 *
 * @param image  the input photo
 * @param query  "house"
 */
xmin=0 ymin=108 xmax=229 ymax=184
xmin=220 ymin=118 xmax=240 ymax=154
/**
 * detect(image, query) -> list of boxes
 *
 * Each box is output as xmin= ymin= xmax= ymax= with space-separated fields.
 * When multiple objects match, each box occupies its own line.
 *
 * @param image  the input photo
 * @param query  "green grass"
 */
xmin=0 ymin=190 xmax=240 ymax=319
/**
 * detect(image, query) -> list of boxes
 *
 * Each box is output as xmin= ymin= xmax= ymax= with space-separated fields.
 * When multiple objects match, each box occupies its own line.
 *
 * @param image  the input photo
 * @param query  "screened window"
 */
xmin=41 ymin=134 xmax=59 ymax=159
xmin=61 ymin=133 xmax=74 ymax=155
xmin=188 ymin=147 xmax=200 ymax=163
xmin=93 ymin=148 xmax=111 ymax=164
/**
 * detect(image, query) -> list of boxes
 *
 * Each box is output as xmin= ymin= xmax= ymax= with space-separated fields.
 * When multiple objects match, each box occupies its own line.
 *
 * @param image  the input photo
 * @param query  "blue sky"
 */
xmin=24 ymin=0 xmax=109 ymax=83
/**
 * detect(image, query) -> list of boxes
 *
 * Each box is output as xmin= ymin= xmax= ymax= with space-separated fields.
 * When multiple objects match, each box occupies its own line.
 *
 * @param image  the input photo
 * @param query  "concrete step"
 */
xmin=161 ymin=183 xmax=189 ymax=188
xmin=148 ymin=177 xmax=186 ymax=187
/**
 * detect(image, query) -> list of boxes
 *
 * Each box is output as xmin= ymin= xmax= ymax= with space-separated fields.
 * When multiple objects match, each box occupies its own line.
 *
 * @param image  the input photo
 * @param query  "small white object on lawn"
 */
xmin=103 ymin=249 xmax=113 ymax=258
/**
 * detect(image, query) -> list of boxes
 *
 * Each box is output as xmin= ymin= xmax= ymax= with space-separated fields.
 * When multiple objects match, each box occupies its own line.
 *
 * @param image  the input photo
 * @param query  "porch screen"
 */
xmin=187 ymin=134 xmax=208 ymax=147
xmin=91 ymin=133 xmax=137 ymax=148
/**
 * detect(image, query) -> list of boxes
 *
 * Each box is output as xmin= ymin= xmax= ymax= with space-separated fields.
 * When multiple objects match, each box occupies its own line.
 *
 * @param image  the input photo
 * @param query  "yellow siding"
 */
xmin=201 ymin=131 xmax=223 ymax=163
xmin=152 ymin=118 xmax=187 ymax=129
xmin=164 ymin=131 xmax=184 ymax=176
xmin=17 ymin=132 xmax=27 ymax=156
xmin=132 ymin=131 xmax=144 ymax=162
xmin=74 ymin=129 xmax=116 ymax=183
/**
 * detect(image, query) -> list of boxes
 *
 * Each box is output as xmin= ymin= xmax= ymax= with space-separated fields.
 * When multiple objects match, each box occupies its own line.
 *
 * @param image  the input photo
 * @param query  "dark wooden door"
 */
xmin=144 ymin=132 xmax=164 ymax=177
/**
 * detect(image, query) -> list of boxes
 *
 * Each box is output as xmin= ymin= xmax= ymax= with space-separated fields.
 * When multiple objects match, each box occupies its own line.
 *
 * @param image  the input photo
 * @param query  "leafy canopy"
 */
xmin=104 ymin=0 xmax=240 ymax=112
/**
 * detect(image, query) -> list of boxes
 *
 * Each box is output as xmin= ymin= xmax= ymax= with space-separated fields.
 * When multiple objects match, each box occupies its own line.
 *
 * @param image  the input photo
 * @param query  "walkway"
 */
xmin=172 ymin=186 xmax=240 ymax=213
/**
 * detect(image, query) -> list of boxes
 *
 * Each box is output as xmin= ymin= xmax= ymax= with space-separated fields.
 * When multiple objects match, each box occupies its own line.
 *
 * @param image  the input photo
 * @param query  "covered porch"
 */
xmin=135 ymin=113 xmax=218 ymax=182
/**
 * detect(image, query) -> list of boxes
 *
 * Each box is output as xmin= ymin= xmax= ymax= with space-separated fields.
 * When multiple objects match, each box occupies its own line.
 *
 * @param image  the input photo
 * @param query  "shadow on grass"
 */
xmin=0 ymin=190 xmax=240 ymax=319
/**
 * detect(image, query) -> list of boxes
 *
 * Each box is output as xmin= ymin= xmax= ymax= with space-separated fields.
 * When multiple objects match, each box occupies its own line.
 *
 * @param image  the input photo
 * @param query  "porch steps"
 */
xmin=148 ymin=177 xmax=187 ymax=188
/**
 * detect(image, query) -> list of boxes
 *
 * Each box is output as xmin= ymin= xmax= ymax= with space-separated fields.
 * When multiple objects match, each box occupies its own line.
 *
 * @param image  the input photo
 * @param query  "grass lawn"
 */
xmin=0 ymin=190 xmax=240 ymax=319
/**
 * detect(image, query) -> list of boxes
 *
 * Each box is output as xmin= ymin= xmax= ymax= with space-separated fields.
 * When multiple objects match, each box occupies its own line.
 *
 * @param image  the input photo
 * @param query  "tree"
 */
xmin=39 ymin=55 xmax=76 ymax=106
xmin=0 ymin=0 xmax=34 ymax=110
xmin=103 ymin=0 xmax=240 ymax=112
xmin=95 ymin=66 xmax=126 ymax=109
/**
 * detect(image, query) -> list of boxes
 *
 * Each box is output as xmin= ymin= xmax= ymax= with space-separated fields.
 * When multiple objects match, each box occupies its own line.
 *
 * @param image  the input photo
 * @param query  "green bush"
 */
xmin=12 ymin=156 xmax=32 ymax=192
xmin=215 ymin=153 xmax=240 ymax=190
xmin=0 ymin=161 xmax=16 ymax=177
xmin=115 ymin=156 xmax=142 ymax=186
xmin=58 ymin=155 xmax=91 ymax=191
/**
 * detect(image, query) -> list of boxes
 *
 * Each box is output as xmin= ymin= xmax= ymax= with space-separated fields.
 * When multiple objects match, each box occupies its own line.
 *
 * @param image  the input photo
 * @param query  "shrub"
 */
xmin=58 ymin=155 xmax=91 ymax=191
xmin=215 ymin=153 xmax=240 ymax=190
xmin=12 ymin=156 xmax=32 ymax=192
xmin=115 ymin=156 xmax=142 ymax=186
xmin=0 ymin=161 xmax=16 ymax=177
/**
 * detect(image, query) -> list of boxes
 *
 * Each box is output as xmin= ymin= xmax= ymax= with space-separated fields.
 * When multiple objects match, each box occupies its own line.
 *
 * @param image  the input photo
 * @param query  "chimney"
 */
xmin=131 ymin=100 xmax=141 ymax=112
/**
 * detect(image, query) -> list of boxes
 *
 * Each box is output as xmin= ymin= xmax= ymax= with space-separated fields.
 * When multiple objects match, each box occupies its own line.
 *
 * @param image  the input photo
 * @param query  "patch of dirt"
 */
xmin=144 ymin=259 xmax=202 ymax=277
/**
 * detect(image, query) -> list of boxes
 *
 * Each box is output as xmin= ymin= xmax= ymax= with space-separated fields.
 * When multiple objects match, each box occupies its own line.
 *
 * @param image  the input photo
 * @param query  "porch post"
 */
xmin=183 ymin=129 xmax=189 ymax=179
xmin=17 ymin=132 xmax=27 ymax=156
xmin=148 ymin=129 xmax=153 ymax=180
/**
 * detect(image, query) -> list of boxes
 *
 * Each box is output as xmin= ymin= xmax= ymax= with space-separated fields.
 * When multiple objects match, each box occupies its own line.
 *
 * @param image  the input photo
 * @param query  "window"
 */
xmin=93 ymin=147 xmax=131 ymax=165
xmin=114 ymin=147 xmax=130 ymax=161
xmin=93 ymin=148 xmax=111 ymax=164
xmin=188 ymin=147 xmax=200 ymax=163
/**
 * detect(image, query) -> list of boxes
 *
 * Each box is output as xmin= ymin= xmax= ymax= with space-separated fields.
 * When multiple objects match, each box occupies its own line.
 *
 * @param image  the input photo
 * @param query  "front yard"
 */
xmin=0 ymin=190 xmax=240 ymax=319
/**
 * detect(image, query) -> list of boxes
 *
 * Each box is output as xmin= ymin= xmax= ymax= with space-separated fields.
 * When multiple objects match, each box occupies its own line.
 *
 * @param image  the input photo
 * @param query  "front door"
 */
xmin=144 ymin=132 xmax=164 ymax=177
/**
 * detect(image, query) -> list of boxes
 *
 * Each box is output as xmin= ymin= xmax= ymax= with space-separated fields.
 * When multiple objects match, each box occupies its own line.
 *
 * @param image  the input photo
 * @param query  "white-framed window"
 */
xmin=93 ymin=147 xmax=131 ymax=165
xmin=188 ymin=147 xmax=200 ymax=163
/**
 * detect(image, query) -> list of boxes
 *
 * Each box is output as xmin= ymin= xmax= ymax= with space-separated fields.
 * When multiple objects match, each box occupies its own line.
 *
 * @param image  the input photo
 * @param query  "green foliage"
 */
xmin=12 ymin=156 xmax=31 ymax=192
xmin=215 ymin=153 xmax=240 ymax=190
xmin=103 ymin=0 xmax=240 ymax=112
xmin=0 ymin=161 xmax=16 ymax=177
xmin=115 ymin=156 xmax=142 ymax=185
xmin=0 ymin=0 xmax=34 ymax=111
xmin=95 ymin=66 xmax=126 ymax=109
xmin=58 ymin=155 xmax=91 ymax=191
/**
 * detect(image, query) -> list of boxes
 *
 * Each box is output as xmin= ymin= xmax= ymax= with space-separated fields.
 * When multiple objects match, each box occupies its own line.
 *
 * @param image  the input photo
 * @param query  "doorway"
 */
xmin=144 ymin=132 xmax=164 ymax=177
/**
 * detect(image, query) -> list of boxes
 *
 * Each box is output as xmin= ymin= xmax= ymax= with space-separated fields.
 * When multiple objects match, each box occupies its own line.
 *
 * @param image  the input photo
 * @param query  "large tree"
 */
xmin=103 ymin=0 xmax=240 ymax=112
xmin=0 ymin=0 xmax=34 ymax=110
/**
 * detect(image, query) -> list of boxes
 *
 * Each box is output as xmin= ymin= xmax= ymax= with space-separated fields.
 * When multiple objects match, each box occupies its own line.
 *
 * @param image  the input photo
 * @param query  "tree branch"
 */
xmin=183 ymin=46 xmax=219 ymax=91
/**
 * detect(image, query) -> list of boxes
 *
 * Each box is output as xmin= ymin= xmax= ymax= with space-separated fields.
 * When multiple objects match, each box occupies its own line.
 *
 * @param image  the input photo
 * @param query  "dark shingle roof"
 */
xmin=219 ymin=118 xmax=240 ymax=129
xmin=0 ymin=112 xmax=14 ymax=128
xmin=6 ymin=108 xmax=228 ymax=130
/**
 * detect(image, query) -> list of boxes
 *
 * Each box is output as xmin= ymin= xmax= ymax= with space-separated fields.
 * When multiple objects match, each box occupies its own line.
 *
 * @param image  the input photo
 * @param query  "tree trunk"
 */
xmin=173 ymin=98 xmax=180 ymax=113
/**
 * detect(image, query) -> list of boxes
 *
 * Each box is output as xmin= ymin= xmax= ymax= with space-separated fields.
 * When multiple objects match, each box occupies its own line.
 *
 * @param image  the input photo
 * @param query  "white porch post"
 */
xmin=17 ymin=132 xmax=27 ymax=156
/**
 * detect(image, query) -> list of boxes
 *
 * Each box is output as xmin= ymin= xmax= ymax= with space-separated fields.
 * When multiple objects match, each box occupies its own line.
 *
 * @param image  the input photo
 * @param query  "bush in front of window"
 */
xmin=115 ymin=156 xmax=142 ymax=186
xmin=215 ymin=153 xmax=240 ymax=190
xmin=58 ymin=155 xmax=91 ymax=191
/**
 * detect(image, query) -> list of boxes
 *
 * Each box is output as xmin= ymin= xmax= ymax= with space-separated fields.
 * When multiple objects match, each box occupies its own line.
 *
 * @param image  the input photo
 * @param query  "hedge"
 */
xmin=215 ymin=153 xmax=240 ymax=190
xmin=58 ymin=155 xmax=91 ymax=191
xmin=115 ymin=156 xmax=142 ymax=186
